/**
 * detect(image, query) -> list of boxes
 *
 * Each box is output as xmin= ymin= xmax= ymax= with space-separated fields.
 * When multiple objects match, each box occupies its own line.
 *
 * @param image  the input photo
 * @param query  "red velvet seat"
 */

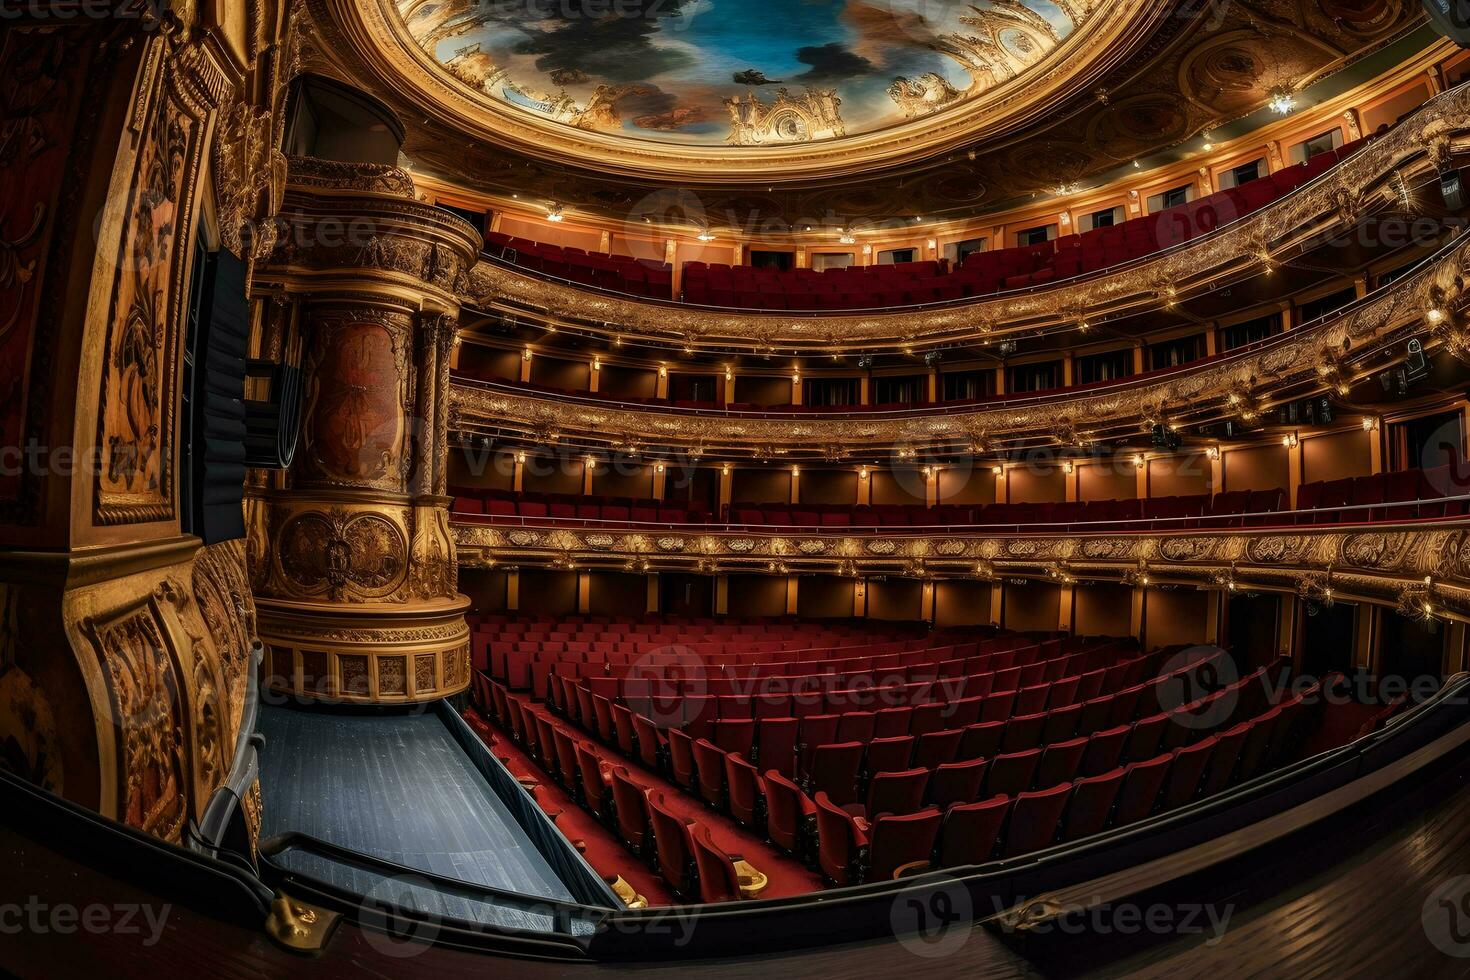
xmin=1082 ymin=724 xmax=1130 ymax=777
xmin=666 ymin=727 xmax=697 ymax=791
xmin=1042 ymin=703 xmax=1082 ymax=743
xmin=798 ymin=714 xmax=841 ymax=776
xmin=959 ymin=721 xmax=1005 ymax=760
xmin=928 ymin=757 xmax=987 ymax=808
xmin=864 ymin=735 xmax=915 ymax=777
xmin=690 ymin=824 xmax=746 ymax=903
xmin=808 ymin=741 xmax=865 ymax=805
xmin=1235 ymin=707 xmax=1282 ymax=783
xmin=648 ymin=792 xmax=696 ymax=896
xmin=1160 ymin=735 xmax=1218 ymax=809
xmin=575 ymin=741 xmax=611 ymax=819
xmin=1002 ymin=783 xmax=1072 ymax=857
xmin=985 ymin=749 xmax=1041 ymax=797
xmin=1002 ymin=711 xmax=1046 ymax=752
xmin=814 ymin=791 xmax=868 ymax=885
xmin=608 ymin=766 xmax=651 ymax=854
xmin=913 ymin=728 xmax=963 ymax=769
xmin=1062 ymin=767 xmax=1126 ymax=841
xmin=860 ymin=767 xmax=931 ymax=820
xmin=631 ymin=713 xmax=666 ymax=771
xmin=1035 ymin=735 xmax=1089 ymax=789
xmin=765 ymin=769 xmax=816 ymax=855
xmin=866 ymin=807 xmax=943 ymax=882
xmin=724 ymin=752 xmax=765 ymax=830
xmin=1123 ymin=712 xmax=1169 ymax=762
xmin=938 ymin=795 xmax=1010 ymax=867
xmin=552 ymin=727 xmax=580 ymax=798
xmin=692 ymin=737 xmax=728 ymax=808
xmin=1114 ymin=753 xmax=1173 ymax=825
xmin=757 ymin=717 xmax=799 ymax=778
xmin=714 ymin=717 xmax=756 ymax=758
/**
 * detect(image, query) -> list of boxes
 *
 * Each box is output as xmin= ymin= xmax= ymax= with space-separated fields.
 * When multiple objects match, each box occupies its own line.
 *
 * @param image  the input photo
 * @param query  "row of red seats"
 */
xmin=484 ymin=231 xmax=674 ymax=298
xmin=483 ymin=142 xmax=1363 ymax=313
xmin=544 ymin=641 xmax=1158 ymax=787
xmin=486 ymin=647 xmax=1343 ymax=889
xmin=728 ymin=491 xmax=1288 ymax=530
xmin=811 ymin=679 xmax=1333 ymax=884
xmin=681 ymin=260 xmax=951 ymax=311
xmin=1297 ymin=464 xmax=1470 ymax=521
xmin=454 ymin=464 xmax=1470 ymax=532
xmin=453 ymin=487 xmax=714 ymax=525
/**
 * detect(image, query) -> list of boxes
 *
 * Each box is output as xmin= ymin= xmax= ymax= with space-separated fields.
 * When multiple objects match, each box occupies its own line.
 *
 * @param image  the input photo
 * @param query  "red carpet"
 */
xmin=493 ymin=694 xmax=825 ymax=903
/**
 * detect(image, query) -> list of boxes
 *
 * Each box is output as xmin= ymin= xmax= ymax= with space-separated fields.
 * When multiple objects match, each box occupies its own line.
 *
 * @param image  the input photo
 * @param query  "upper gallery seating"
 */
xmin=450 ymin=465 xmax=1470 ymax=530
xmin=479 ymin=140 xmax=1363 ymax=312
xmin=483 ymin=232 xmax=674 ymax=298
xmin=469 ymin=620 xmax=1386 ymax=896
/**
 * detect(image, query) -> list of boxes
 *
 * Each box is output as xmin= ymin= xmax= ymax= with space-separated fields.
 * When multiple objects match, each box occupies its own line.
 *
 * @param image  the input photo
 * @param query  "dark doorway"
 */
xmin=1226 ymin=592 xmax=1280 ymax=671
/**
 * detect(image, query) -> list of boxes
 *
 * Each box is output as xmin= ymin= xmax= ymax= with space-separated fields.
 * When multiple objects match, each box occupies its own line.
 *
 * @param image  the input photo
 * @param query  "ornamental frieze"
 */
xmin=453 ymin=519 xmax=1470 ymax=623
xmin=451 ymin=231 xmax=1467 ymax=455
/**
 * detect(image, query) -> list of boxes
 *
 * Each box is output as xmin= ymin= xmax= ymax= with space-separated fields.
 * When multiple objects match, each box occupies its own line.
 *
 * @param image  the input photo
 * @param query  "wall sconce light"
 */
xmin=1063 ymin=461 xmax=1074 ymax=475
xmin=724 ymin=366 xmax=734 ymax=382
xmin=516 ymin=452 xmax=527 ymax=465
xmin=613 ymin=335 xmax=624 ymax=347
xmin=859 ymin=465 xmax=869 ymax=480
xmin=992 ymin=465 xmax=1004 ymax=475
xmin=721 ymin=463 xmax=731 ymax=476
xmin=1282 ymin=432 xmax=1300 ymax=449
xmin=592 ymin=357 xmax=601 ymax=371
xmin=926 ymin=239 xmax=937 ymax=251
xmin=1132 ymin=454 xmax=1145 ymax=468
xmin=922 ymin=465 xmax=934 ymax=478
xmin=658 ymin=365 xmax=668 ymax=378
xmin=523 ymin=347 xmax=533 ymax=361
xmin=655 ymin=463 xmax=666 ymax=474
xmin=696 ymin=229 xmax=716 ymax=242
xmin=545 ymin=203 xmax=565 ymax=222
xmin=1206 ymin=446 xmax=1221 ymax=461
xmin=791 ymin=372 xmax=801 ymax=385
xmin=1362 ymin=416 xmax=1380 ymax=432
xmin=585 ymin=457 xmax=597 ymax=470
xmin=862 ymin=244 xmax=873 ymax=256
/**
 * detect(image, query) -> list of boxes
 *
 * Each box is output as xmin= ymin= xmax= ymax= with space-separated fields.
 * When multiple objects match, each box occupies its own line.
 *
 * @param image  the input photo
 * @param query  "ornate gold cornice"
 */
xmin=453 ymin=519 xmax=1470 ymax=623
xmin=462 ymin=83 xmax=1470 ymax=353
xmin=451 ymin=230 xmax=1466 ymax=455
xmin=320 ymin=0 xmax=1168 ymax=184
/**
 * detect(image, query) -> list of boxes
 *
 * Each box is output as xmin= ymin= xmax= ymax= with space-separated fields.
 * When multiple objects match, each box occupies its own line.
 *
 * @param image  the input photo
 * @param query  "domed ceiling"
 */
xmin=313 ymin=0 xmax=1425 ymax=216
xmin=394 ymin=0 xmax=1087 ymax=148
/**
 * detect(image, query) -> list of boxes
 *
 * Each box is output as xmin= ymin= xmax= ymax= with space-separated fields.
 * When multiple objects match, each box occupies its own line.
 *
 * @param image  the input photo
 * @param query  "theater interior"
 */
xmin=14 ymin=0 xmax=1470 ymax=975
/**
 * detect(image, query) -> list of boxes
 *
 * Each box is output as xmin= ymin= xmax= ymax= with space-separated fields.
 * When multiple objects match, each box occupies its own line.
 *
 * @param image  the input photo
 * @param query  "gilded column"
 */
xmin=250 ymin=160 xmax=479 ymax=704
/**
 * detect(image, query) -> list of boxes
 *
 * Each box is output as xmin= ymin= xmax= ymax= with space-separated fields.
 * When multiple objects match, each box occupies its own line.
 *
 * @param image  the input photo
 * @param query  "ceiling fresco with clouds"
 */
xmin=395 ymin=0 xmax=1089 ymax=146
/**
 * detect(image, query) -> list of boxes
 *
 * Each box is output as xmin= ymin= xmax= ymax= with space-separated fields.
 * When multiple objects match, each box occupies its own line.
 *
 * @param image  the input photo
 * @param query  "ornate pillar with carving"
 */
xmin=249 ymin=160 xmax=479 ymax=704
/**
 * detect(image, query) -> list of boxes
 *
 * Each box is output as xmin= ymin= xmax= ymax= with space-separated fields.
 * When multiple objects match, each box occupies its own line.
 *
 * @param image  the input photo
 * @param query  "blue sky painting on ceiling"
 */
xmin=398 ymin=1 xmax=1084 ymax=146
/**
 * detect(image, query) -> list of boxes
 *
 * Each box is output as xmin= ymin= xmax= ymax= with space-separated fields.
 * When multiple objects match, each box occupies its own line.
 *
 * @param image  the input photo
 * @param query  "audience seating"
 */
xmin=454 ymin=464 xmax=1470 ymax=534
xmin=483 ymin=141 xmax=1365 ymax=313
xmin=485 ymin=231 xmax=673 ymax=298
xmin=471 ymin=615 xmax=1373 ymax=895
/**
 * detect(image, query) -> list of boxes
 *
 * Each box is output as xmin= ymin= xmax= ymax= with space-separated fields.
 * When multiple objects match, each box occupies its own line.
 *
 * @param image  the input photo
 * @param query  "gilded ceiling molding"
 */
xmin=451 ymin=230 xmax=1467 ymax=455
xmin=316 ymin=0 xmax=1168 ymax=183
xmin=453 ymin=519 xmax=1470 ymax=623
xmin=462 ymin=83 xmax=1468 ymax=352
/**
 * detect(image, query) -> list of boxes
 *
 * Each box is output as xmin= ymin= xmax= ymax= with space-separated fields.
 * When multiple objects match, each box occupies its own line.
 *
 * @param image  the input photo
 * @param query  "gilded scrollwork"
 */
xmin=451 ymin=230 xmax=1463 ymax=456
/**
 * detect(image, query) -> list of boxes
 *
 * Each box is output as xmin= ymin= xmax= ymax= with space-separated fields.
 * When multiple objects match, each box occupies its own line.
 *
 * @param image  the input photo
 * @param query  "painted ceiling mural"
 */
xmin=395 ymin=0 xmax=1089 ymax=146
